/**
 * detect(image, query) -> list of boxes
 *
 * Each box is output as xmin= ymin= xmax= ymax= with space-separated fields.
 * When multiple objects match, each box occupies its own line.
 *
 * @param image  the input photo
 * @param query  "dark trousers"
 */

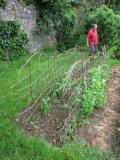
xmin=89 ymin=45 xmax=98 ymax=56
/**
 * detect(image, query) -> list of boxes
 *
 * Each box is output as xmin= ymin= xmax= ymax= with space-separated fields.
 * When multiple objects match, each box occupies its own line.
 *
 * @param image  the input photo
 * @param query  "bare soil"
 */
xmin=75 ymin=67 xmax=120 ymax=153
xmin=18 ymin=104 xmax=70 ymax=145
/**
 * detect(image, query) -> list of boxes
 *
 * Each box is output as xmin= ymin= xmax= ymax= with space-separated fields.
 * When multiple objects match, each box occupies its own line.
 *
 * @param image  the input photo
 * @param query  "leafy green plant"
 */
xmin=41 ymin=45 xmax=57 ymax=55
xmin=0 ymin=20 xmax=29 ymax=60
xmin=40 ymin=98 xmax=49 ymax=115
xmin=68 ymin=117 xmax=78 ymax=136
xmin=71 ymin=81 xmax=83 ymax=106
xmin=38 ymin=0 xmax=77 ymax=52
xmin=0 ymin=0 xmax=7 ymax=9
xmin=85 ymin=5 xmax=118 ymax=46
xmin=111 ymin=44 xmax=120 ymax=60
xmin=114 ymin=49 xmax=120 ymax=60
xmin=24 ymin=0 xmax=86 ymax=52
xmin=22 ymin=0 xmax=35 ymax=5
xmin=81 ymin=63 xmax=110 ymax=116
xmin=64 ymin=116 xmax=78 ymax=143
xmin=53 ymin=83 xmax=63 ymax=100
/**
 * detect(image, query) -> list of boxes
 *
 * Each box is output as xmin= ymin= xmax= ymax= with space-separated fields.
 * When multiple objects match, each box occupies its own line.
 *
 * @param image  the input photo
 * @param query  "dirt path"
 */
xmin=75 ymin=67 xmax=120 ymax=153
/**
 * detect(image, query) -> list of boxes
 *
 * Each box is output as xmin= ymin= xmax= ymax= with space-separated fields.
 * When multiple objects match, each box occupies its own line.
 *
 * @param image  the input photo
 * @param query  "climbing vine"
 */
xmin=0 ymin=20 xmax=29 ymax=60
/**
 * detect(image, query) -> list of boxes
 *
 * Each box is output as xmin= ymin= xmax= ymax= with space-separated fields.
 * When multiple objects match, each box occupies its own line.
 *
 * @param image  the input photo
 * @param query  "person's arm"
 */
xmin=87 ymin=31 xmax=90 ymax=47
xmin=87 ymin=37 xmax=89 ymax=47
xmin=96 ymin=31 xmax=98 ymax=45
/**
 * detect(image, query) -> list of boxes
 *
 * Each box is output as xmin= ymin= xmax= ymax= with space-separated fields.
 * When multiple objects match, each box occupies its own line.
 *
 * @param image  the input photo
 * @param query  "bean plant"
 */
xmin=40 ymin=98 xmax=50 ymax=115
xmin=81 ymin=63 xmax=110 ymax=116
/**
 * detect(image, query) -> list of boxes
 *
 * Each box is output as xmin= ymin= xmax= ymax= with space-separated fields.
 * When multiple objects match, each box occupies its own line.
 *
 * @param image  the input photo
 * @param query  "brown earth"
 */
xmin=18 ymin=104 xmax=70 ymax=146
xmin=75 ymin=67 xmax=120 ymax=153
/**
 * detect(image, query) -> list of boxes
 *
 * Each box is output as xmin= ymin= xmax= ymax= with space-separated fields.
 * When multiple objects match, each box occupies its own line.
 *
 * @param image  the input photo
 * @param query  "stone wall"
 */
xmin=0 ymin=0 xmax=53 ymax=53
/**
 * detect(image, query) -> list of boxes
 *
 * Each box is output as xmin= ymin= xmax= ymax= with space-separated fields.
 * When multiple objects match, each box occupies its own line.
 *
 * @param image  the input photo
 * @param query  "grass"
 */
xmin=108 ymin=47 xmax=120 ymax=67
xmin=110 ymin=58 xmax=120 ymax=67
xmin=0 ymin=50 xmax=118 ymax=160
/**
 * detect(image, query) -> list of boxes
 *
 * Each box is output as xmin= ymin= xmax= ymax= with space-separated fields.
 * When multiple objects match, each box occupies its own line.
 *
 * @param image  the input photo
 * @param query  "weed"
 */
xmin=40 ymin=98 xmax=50 ymax=115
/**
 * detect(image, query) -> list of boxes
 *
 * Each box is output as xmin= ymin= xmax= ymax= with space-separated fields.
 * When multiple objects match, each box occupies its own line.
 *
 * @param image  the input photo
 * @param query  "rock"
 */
xmin=53 ymin=139 xmax=56 ymax=143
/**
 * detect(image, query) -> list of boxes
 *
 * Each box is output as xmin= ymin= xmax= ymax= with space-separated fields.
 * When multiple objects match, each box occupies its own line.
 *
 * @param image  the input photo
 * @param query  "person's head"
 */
xmin=91 ymin=24 xmax=97 ymax=31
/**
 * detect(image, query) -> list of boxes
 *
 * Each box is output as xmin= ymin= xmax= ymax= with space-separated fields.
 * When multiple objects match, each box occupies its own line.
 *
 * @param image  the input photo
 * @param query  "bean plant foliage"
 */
xmin=0 ymin=20 xmax=29 ymax=60
xmin=81 ymin=62 xmax=110 ymax=116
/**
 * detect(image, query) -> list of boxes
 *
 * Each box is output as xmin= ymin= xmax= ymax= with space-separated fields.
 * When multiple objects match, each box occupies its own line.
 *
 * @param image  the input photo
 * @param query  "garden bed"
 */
xmin=18 ymin=67 xmax=120 ymax=152
xmin=17 ymin=55 xmax=116 ymax=149
xmin=18 ymin=102 xmax=78 ymax=146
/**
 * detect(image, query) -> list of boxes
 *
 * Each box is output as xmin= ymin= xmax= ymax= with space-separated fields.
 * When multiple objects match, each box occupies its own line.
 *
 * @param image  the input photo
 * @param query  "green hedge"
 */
xmin=0 ymin=0 xmax=7 ymax=9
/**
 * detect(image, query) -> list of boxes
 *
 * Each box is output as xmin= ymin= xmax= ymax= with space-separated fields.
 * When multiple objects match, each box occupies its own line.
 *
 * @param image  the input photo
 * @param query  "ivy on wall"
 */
xmin=0 ymin=20 xmax=29 ymax=60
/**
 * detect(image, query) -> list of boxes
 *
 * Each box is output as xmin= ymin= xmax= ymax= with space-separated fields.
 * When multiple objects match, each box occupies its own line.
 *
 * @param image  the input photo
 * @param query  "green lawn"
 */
xmin=0 ymin=50 xmax=118 ymax=160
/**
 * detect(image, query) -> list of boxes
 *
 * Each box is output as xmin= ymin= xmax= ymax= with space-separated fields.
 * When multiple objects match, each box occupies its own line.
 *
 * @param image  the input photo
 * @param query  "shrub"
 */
xmin=25 ymin=0 xmax=85 ymax=52
xmin=36 ymin=0 xmax=77 ymax=52
xmin=111 ymin=44 xmax=120 ymax=60
xmin=0 ymin=0 xmax=7 ymax=9
xmin=0 ymin=20 xmax=29 ymax=60
xmin=85 ymin=5 xmax=117 ymax=46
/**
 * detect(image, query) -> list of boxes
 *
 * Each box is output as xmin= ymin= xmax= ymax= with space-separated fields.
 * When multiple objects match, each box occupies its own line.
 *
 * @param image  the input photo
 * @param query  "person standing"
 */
xmin=87 ymin=24 xmax=98 ymax=56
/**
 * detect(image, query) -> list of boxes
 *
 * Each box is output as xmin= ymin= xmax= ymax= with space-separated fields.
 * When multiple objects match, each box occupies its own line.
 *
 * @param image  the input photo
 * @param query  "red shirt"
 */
xmin=88 ymin=29 xmax=98 ymax=46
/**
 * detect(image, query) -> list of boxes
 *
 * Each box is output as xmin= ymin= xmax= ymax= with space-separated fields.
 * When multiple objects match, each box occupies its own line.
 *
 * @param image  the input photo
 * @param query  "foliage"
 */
xmin=0 ymin=20 xmax=29 ymax=60
xmin=0 ymin=50 xmax=117 ymax=159
xmin=112 ymin=14 xmax=120 ymax=60
xmin=115 ymin=14 xmax=120 ymax=39
xmin=38 ymin=0 xmax=77 ymax=52
xmin=85 ymin=0 xmax=120 ymax=11
xmin=110 ymin=14 xmax=120 ymax=60
xmin=85 ymin=5 xmax=118 ymax=46
xmin=81 ymin=62 xmax=110 ymax=116
xmin=40 ymin=98 xmax=49 ymax=115
xmin=24 ymin=0 xmax=86 ymax=52
xmin=22 ymin=0 xmax=35 ymax=5
xmin=21 ymin=1 xmax=120 ymax=53
xmin=63 ymin=116 xmax=78 ymax=144
xmin=111 ymin=44 xmax=120 ymax=60
xmin=41 ymin=45 xmax=57 ymax=55
xmin=0 ymin=0 xmax=7 ymax=9
xmin=71 ymin=81 xmax=83 ymax=106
